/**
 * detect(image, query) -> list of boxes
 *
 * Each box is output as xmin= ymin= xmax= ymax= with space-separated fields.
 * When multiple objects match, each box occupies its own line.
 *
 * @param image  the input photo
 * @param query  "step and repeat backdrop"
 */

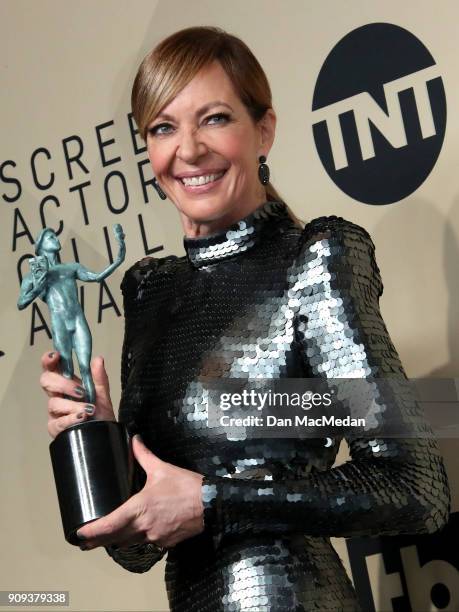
xmin=1 ymin=1 xmax=458 ymax=611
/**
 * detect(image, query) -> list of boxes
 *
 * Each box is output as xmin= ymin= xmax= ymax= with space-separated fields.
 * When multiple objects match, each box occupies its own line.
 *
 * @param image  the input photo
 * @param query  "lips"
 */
xmin=174 ymin=168 xmax=229 ymax=193
xmin=174 ymin=168 xmax=229 ymax=179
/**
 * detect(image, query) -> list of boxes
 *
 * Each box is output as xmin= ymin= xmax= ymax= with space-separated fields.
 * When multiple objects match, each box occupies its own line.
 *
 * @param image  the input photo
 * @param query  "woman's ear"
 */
xmin=259 ymin=108 xmax=277 ymax=155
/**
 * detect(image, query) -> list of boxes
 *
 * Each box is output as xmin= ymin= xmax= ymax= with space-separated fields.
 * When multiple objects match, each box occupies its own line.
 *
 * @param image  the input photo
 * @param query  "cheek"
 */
xmin=219 ymin=128 xmax=258 ymax=169
xmin=146 ymin=141 xmax=171 ymax=176
xmin=220 ymin=138 xmax=254 ymax=169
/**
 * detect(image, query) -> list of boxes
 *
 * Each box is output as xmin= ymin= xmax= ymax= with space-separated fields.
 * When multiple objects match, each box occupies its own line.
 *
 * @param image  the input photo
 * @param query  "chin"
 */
xmin=179 ymin=199 xmax=234 ymax=223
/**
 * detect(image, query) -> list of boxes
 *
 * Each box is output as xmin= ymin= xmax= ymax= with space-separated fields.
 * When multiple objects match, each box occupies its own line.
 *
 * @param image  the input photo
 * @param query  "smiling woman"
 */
xmin=39 ymin=25 xmax=450 ymax=612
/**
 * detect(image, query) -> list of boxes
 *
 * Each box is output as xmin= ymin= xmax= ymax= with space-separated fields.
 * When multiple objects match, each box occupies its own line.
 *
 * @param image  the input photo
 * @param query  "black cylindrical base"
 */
xmin=49 ymin=420 xmax=133 ymax=545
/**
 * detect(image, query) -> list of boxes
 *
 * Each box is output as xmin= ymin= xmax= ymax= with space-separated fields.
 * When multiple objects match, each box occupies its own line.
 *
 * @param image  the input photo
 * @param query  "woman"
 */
xmin=40 ymin=26 xmax=450 ymax=611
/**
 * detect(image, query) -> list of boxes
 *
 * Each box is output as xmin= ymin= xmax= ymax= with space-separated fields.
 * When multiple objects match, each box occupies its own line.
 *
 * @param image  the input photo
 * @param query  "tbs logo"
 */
xmin=312 ymin=23 xmax=447 ymax=205
xmin=346 ymin=513 xmax=459 ymax=611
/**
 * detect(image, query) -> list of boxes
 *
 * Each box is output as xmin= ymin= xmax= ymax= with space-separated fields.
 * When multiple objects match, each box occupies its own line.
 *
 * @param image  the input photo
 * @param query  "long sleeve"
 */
xmin=105 ymin=542 xmax=165 ymax=574
xmin=201 ymin=216 xmax=450 ymax=541
xmin=105 ymin=259 xmax=166 ymax=573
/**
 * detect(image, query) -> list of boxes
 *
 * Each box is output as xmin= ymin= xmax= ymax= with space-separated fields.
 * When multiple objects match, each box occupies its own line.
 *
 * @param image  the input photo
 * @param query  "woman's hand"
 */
xmin=76 ymin=435 xmax=205 ymax=550
xmin=40 ymin=351 xmax=116 ymax=439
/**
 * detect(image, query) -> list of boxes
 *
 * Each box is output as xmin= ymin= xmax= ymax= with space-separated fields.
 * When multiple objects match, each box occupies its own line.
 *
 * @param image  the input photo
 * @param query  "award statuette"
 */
xmin=17 ymin=224 xmax=133 ymax=545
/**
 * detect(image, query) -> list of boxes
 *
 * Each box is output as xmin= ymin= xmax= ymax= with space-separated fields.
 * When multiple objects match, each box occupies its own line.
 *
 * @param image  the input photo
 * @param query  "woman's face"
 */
xmin=145 ymin=60 xmax=276 ymax=235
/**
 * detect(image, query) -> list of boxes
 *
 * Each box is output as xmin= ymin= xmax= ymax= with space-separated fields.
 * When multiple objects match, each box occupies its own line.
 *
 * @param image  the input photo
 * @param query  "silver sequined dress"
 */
xmin=106 ymin=200 xmax=450 ymax=611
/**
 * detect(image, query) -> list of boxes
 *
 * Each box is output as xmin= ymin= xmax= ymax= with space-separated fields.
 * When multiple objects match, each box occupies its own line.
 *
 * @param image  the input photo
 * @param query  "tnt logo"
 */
xmin=312 ymin=23 xmax=447 ymax=205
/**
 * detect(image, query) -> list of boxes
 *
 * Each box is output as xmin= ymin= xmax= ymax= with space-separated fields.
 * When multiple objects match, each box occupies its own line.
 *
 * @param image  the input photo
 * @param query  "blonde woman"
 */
xmin=40 ymin=27 xmax=450 ymax=611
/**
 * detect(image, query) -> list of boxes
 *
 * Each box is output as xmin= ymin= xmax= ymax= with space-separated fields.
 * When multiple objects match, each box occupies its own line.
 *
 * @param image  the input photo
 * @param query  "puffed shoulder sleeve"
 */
xmin=105 ymin=259 xmax=167 ymax=573
xmin=201 ymin=216 xmax=450 ymax=541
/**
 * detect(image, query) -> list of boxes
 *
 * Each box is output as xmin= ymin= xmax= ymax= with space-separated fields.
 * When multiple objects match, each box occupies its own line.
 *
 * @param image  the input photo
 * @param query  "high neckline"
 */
xmin=183 ymin=200 xmax=291 ymax=268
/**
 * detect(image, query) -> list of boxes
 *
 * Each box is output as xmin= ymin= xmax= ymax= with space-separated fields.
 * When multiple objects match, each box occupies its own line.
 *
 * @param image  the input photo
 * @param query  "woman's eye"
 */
xmin=206 ymin=112 xmax=230 ymax=125
xmin=148 ymin=123 xmax=173 ymax=136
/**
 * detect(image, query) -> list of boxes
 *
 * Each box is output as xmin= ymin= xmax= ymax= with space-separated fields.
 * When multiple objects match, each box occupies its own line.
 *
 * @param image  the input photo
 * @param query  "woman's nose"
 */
xmin=176 ymin=129 xmax=208 ymax=162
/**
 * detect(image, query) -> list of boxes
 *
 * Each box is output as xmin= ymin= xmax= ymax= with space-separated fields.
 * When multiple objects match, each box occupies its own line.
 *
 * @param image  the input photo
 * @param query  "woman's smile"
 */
xmin=174 ymin=168 xmax=229 ymax=194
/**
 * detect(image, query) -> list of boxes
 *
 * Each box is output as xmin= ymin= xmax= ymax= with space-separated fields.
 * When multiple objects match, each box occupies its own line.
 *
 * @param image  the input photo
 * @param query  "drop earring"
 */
xmin=153 ymin=177 xmax=167 ymax=200
xmin=258 ymin=155 xmax=270 ymax=185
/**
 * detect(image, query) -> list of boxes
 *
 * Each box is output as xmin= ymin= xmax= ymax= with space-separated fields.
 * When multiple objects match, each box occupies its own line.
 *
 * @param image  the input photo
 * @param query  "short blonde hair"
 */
xmin=132 ymin=25 xmax=299 ymax=215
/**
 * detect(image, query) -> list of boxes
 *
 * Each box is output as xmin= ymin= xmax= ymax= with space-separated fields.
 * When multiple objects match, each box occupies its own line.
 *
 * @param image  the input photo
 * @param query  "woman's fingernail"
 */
xmin=74 ymin=386 xmax=85 ymax=397
xmin=76 ymin=412 xmax=84 ymax=419
xmin=76 ymin=531 xmax=86 ymax=540
xmin=85 ymin=405 xmax=95 ymax=415
xmin=48 ymin=352 xmax=55 ymax=358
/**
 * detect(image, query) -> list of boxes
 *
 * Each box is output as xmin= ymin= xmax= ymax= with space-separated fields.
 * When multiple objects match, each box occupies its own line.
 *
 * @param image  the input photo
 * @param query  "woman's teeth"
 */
xmin=181 ymin=171 xmax=225 ymax=186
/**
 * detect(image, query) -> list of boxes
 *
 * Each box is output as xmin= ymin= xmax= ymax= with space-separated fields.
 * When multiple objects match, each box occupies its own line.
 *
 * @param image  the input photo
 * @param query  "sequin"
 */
xmin=107 ymin=201 xmax=450 ymax=611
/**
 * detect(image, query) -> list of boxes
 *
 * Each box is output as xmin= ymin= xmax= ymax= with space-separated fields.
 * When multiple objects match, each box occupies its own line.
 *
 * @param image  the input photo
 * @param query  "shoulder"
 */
xmin=120 ymin=254 xmax=182 ymax=299
xmin=300 ymin=215 xmax=374 ymax=249
xmin=296 ymin=215 xmax=382 ymax=295
xmin=298 ymin=215 xmax=377 ymax=263
xmin=67 ymin=262 xmax=81 ymax=273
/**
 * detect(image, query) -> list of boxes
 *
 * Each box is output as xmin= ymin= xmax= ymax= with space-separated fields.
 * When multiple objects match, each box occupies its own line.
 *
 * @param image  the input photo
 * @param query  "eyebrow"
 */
xmin=154 ymin=101 xmax=234 ymax=122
